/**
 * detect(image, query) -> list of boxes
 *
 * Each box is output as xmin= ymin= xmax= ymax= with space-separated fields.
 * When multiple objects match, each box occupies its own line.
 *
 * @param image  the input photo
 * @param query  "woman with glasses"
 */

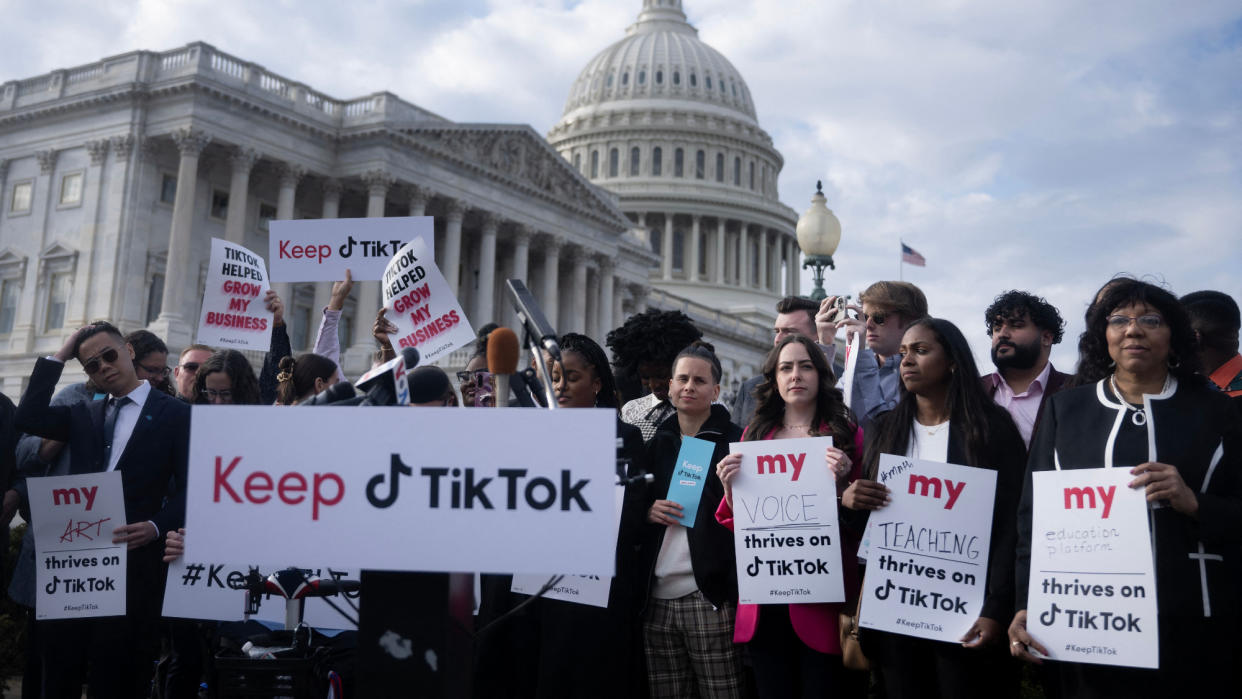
xmin=716 ymin=334 xmax=862 ymax=699
xmin=1009 ymin=279 xmax=1242 ymax=696
xmin=191 ymin=350 xmax=262 ymax=406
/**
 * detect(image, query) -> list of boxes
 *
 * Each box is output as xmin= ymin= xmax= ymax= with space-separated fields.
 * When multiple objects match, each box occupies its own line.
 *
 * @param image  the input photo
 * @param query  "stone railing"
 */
xmin=646 ymin=288 xmax=769 ymax=344
xmin=1 ymin=42 xmax=447 ymax=126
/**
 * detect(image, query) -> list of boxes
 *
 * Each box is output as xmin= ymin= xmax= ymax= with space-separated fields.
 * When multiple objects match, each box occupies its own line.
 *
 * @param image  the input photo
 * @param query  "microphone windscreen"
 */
xmin=486 ymin=327 xmax=520 ymax=375
xmin=399 ymin=346 xmax=420 ymax=372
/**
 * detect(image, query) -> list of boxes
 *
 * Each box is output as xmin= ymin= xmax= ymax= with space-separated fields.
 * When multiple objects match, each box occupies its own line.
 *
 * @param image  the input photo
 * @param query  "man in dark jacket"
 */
xmin=981 ymin=291 xmax=1071 ymax=447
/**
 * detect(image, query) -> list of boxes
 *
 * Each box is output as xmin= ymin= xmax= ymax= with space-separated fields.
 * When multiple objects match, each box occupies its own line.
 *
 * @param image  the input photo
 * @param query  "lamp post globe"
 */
xmin=795 ymin=181 xmax=842 ymax=301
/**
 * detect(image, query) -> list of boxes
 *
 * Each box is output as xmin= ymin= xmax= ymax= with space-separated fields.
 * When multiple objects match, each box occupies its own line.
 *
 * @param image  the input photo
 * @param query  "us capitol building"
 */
xmin=0 ymin=0 xmax=801 ymax=396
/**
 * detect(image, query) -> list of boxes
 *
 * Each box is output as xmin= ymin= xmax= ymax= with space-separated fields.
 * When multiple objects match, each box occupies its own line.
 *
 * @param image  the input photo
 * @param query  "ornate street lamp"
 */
xmin=795 ymin=181 xmax=842 ymax=301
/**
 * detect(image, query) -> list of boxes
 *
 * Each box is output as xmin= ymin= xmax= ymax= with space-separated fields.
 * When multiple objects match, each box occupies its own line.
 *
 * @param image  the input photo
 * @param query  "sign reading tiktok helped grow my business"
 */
xmin=729 ymin=437 xmax=845 ymax=605
xmin=858 ymin=454 xmax=996 ymax=643
xmin=1026 ymin=468 xmax=1158 ymax=669
xmin=382 ymin=237 xmax=474 ymax=365
xmin=269 ymin=216 xmax=434 ymax=282
xmin=196 ymin=238 xmax=272 ymax=350
xmin=29 ymin=472 xmax=128 ymax=619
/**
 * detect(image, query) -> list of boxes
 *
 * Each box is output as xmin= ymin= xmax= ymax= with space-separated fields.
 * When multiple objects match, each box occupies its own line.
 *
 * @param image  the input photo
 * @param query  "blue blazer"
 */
xmin=15 ymin=357 xmax=189 ymax=536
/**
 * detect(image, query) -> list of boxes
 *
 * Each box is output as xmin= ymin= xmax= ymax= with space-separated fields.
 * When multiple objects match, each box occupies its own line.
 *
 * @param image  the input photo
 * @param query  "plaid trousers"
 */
xmin=643 ymin=591 xmax=747 ymax=699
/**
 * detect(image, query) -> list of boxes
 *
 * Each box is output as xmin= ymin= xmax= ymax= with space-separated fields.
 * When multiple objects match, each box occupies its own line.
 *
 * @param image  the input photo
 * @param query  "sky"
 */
xmin=2 ymin=0 xmax=1239 ymax=371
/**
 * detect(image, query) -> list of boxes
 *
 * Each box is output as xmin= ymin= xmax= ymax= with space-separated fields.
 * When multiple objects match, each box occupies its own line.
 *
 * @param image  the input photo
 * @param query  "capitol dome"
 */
xmin=547 ymin=0 xmax=803 ymax=385
xmin=561 ymin=0 xmax=758 ymax=124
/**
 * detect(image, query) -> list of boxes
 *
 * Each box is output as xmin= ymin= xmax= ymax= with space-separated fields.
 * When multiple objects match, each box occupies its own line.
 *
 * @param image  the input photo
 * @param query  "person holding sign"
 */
xmin=475 ymin=333 xmax=649 ymax=698
xmin=15 ymin=322 xmax=189 ymax=698
xmin=715 ymin=334 xmax=862 ymax=699
xmin=1010 ymin=279 xmax=1242 ymax=696
xmin=839 ymin=318 xmax=1026 ymax=698
xmin=190 ymin=350 xmax=262 ymax=405
xmin=642 ymin=341 xmax=747 ymax=699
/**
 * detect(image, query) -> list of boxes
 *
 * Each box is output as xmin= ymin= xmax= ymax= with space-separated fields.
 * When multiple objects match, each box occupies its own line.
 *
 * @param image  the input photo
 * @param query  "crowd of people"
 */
xmin=0 ymin=272 xmax=1239 ymax=699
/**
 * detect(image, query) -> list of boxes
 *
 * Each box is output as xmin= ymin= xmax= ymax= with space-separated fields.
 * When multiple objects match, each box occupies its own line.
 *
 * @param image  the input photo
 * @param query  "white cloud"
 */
xmin=2 ymin=0 xmax=1239 ymax=373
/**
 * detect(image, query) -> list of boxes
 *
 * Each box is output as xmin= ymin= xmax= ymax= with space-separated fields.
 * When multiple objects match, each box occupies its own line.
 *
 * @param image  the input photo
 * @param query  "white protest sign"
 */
xmin=163 ymin=557 xmax=358 ymax=630
xmin=839 ymin=334 xmax=860 ymax=410
xmin=269 ymin=216 xmax=434 ymax=282
xmin=729 ymin=437 xmax=845 ymax=605
xmin=28 ymin=472 xmax=127 ymax=619
xmin=185 ymin=406 xmax=617 ymax=576
xmin=196 ymin=238 xmax=272 ymax=350
xmin=858 ymin=454 xmax=997 ymax=643
xmin=382 ymin=237 xmax=474 ymax=366
xmin=510 ymin=486 xmax=625 ymax=608
xmin=1026 ymin=468 xmax=1158 ymax=668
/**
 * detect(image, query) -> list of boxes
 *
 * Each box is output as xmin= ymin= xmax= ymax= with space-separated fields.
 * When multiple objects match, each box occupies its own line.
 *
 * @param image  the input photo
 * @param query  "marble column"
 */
xmin=567 ymin=245 xmax=587 ymax=334
xmin=271 ymin=162 xmax=304 ymax=339
xmin=507 ymin=226 xmax=532 ymax=331
xmin=224 ymin=147 xmax=260 ymax=244
xmin=311 ymin=178 xmax=342 ymax=321
xmin=713 ymin=218 xmax=726 ymax=284
xmin=613 ymin=285 xmax=627 ymax=333
xmin=740 ymin=224 xmax=751 ymax=287
xmin=151 ymin=128 xmax=211 ymax=348
xmin=792 ymin=239 xmax=802 ymax=295
xmin=688 ymin=215 xmax=701 ymax=281
xmin=443 ymin=199 xmax=465 ymax=294
xmin=475 ymin=213 xmax=499 ymax=325
xmin=597 ymin=255 xmax=614 ymax=339
xmin=64 ymin=140 xmax=109 ymax=329
xmin=9 ymin=149 xmax=59 ymax=352
xmin=407 ymin=184 xmax=429 ymax=217
xmin=758 ymin=228 xmax=769 ymax=292
xmin=344 ymin=170 xmax=392 ymax=369
xmin=540 ymin=235 xmax=561 ymax=333
xmin=585 ymin=258 xmax=600 ymax=340
xmin=661 ymin=214 xmax=673 ymax=280
xmin=724 ymin=225 xmax=736 ymax=285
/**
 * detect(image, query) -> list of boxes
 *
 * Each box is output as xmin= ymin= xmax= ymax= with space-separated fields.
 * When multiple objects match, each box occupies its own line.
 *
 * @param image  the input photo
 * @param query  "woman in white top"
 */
xmin=842 ymin=317 xmax=1026 ymax=699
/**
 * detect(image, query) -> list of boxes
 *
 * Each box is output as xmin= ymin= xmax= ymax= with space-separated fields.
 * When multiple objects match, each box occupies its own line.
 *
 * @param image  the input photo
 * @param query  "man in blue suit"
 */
xmin=16 ymin=321 xmax=189 ymax=699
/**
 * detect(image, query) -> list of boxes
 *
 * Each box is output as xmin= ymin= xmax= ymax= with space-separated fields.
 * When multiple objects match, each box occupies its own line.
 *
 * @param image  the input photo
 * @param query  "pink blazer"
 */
xmin=715 ymin=426 xmax=864 ymax=654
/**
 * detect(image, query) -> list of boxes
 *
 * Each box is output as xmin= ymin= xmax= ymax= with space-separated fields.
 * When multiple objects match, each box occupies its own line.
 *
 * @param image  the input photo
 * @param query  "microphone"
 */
xmin=486 ymin=327 xmax=520 ymax=408
xmin=356 ymin=347 xmax=421 ymax=406
xmin=303 ymin=380 xmax=359 ymax=406
xmin=506 ymin=280 xmax=560 ymax=362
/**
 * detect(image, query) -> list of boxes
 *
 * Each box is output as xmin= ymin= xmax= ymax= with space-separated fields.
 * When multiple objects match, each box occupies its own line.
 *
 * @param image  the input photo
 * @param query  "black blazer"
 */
xmin=15 ymin=357 xmax=189 ymax=536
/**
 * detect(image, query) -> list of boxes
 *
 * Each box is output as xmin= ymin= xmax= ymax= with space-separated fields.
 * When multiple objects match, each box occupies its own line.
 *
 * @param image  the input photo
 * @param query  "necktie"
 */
xmin=104 ymin=395 xmax=131 ymax=456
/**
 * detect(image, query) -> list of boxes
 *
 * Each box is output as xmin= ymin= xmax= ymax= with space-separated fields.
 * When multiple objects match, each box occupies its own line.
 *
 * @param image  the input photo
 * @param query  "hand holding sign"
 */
xmin=329 ymin=270 xmax=354 ymax=311
xmin=264 ymin=289 xmax=284 ymax=327
xmin=112 ymin=521 xmax=158 ymax=550
xmin=1129 ymin=461 xmax=1197 ymax=514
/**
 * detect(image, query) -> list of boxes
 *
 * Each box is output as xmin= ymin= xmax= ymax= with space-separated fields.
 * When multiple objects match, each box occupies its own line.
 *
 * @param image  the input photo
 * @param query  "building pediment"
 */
xmin=391 ymin=124 xmax=631 ymax=232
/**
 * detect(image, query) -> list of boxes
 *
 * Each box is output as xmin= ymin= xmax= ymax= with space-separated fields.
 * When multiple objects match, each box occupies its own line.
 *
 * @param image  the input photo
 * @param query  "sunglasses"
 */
xmin=82 ymin=348 xmax=120 ymax=375
xmin=179 ymin=362 xmax=201 ymax=373
xmin=861 ymin=311 xmax=890 ymax=326
xmin=456 ymin=369 xmax=491 ymax=386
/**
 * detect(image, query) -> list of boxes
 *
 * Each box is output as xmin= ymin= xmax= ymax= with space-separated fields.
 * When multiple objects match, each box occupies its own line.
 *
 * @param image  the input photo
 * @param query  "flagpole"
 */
xmin=899 ymin=238 xmax=904 ymax=282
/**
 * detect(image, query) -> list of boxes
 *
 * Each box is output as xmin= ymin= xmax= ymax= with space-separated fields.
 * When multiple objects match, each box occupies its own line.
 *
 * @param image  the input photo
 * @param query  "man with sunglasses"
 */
xmin=819 ymin=281 xmax=928 ymax=430
xmin=15 ymin=321 xmax=189 ymax=698
xmin=173 ymin=343 xmax=213 ymax=401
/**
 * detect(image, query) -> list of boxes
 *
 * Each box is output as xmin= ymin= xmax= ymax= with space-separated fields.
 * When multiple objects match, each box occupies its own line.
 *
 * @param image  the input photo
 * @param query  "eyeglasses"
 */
xmin=1106 ymin=314 xmax=1164 ymax=331
xmin=202 ymin=389 xmax=233 ymax=401
xmin=82 ymin=348 xmax=120 ymax=375
xmin=456 ymin=369 xmax=491 ymax=386
xmin=138 ymin=363 xmax=171 ymax=378
xmin=179 ymin=362 xmax=201 ymax=373
xmin=861 ymin=311 xmax=890 ymax=326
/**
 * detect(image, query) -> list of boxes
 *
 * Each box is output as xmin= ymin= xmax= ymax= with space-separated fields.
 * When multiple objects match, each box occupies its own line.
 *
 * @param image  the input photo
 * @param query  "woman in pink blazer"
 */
xmin=716 ymin=335 xmax=864 ymax=698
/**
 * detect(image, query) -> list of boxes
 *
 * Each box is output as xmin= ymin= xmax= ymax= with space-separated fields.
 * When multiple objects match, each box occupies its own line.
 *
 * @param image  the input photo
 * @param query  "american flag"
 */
xmin=901 ymin=242 xmax=926 ymax=267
